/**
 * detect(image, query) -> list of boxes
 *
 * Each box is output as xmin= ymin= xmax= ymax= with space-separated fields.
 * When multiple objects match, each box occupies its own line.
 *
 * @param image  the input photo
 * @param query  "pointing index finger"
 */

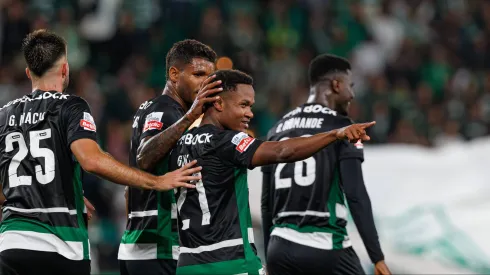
xmin=359 ymin=121 xmax=376 ymax=129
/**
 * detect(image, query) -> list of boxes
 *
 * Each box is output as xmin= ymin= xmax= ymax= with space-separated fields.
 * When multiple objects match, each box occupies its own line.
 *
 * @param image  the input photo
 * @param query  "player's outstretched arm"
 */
xmin=71 ymin=139 xmax=199 ymax=191
xmin=251 ymin=121 xmax=375 ymax=167
xmin=137 ymin=76 xmax=222 ymax=171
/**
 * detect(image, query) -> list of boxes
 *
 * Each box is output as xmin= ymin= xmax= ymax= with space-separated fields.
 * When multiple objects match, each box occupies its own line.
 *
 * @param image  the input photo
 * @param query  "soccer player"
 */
xmin=167 ymin=69 xmax=375 ymax=275
xmin=118 ymin=40 xmax=221 ymax=275
xmin=0 ymin=30 xmax=199 ymax=275
xmin=261 ymin=54 xmax=392 ymax=275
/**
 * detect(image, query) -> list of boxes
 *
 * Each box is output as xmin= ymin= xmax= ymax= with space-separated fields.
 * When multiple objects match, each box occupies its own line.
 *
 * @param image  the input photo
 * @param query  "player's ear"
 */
xmin=61 ymin=63 xmax=68 ymax=78
xmin=213 ymin=97 xmax=224 ymax=112
xmin=168 ymin=66 xmax=180 ymax=83
xmin=25 ymin=68 xmax=31 ymax=80
xmin=331 ymin=79 xmax=341 ymax=94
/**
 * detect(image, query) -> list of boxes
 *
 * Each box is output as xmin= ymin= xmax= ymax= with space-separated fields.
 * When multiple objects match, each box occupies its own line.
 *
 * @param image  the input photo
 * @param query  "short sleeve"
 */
xmin=337 ymin=118 xmax=364 ymax=162
xmin=140 ymin=104 xmax=183 ymax=141
xmin=215 ymin=131 xmax=264 ymax=169
xmin=63 ymin=97 xmax=97 ymax=146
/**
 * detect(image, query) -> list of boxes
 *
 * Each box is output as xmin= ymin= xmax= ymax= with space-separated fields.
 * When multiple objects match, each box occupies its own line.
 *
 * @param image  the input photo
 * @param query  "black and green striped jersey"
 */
xmin=118 ymin=95 xmax=185 ymax=261
xmin=261 ymin=103 xmax=364 ymax=250
xmin=169 ymin=124 xmax=264 ymax=275
xmin=0 ymin=90 xmax=97 ymax=260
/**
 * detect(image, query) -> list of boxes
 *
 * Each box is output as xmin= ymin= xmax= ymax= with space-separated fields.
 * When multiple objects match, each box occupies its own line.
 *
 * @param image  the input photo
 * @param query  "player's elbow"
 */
xmin=80 ymin=157 xmax=99 ymax=174
xmin=136 ymin=154 xmax=150 ymax=171
xmin=276 ymin=145 xmax=295 ymax=163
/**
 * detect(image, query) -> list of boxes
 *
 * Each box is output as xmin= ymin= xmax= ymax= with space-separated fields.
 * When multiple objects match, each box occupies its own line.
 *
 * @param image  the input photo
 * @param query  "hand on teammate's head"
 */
xmin=186 ymin=75 xmax=223 ymax=121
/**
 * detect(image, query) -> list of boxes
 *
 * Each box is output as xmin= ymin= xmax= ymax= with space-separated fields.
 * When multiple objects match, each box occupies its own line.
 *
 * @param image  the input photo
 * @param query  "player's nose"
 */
xmin=245 ymin=109 xmax=253 ymax=119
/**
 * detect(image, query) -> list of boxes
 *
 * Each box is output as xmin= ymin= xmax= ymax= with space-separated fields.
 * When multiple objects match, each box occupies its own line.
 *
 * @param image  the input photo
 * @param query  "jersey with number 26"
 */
xmin=0 ymin=90 xmax=97 ymax=261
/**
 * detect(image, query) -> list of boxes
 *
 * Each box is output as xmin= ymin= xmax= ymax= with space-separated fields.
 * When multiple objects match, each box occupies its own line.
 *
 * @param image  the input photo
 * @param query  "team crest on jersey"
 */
xmin=236 ymin=137 xmax=255 ymax=153
xmin=354 ymin=139 xmax=363 ymax=149
xmin=80 ymin=112 xmax=96 ymax=132
xmin=143 ymin=112 xmax=164 ymax=132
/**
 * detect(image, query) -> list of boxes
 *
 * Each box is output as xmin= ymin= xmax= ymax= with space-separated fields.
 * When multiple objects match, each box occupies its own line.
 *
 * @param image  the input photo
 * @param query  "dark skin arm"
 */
xmin=251 ymin=122 xmax=375 ymax=167
xmin=137 ymin=76 xmax=222 ymax=171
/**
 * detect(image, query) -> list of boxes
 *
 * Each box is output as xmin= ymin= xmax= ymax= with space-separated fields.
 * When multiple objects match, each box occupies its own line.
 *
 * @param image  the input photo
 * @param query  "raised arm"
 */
xmin=251 ymin=121 xmax=375 ymax=167
xmin=71 ymin=138 xmax=200 ymax=191
xmin=137 ymin=76 xmax=222 ymax=171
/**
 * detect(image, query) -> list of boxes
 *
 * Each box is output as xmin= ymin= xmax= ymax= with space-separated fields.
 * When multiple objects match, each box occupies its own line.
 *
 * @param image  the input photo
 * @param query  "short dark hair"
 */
xmin=213 ymin=69 xmax=253 ymax=92
xmin=21 ymin=29 xmax=67 ymax=77
xmin=166 ymin=39 xmax=217 ymax=80
xmin=308 ymin=54 xmax=351 ymax=86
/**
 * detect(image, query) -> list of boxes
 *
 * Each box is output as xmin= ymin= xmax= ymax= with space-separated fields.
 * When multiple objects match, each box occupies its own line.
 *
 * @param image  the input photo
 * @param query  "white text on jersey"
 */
xmin=276 ymin=117 xmax=324 ymax=133
xmin=178 ymin=133 xmax=213 ymax=145
xmin=8 ymin=112 xmax=46 ymax=126
xmin=1 ymin=92 xmax=69 ymax=110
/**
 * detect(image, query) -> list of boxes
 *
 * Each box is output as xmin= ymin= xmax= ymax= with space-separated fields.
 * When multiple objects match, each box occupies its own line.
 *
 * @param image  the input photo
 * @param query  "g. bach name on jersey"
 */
xmin=8 ymin=111 xmax=46 ymax=126
xmin=275 ymin=104 xmax=337 ymax=134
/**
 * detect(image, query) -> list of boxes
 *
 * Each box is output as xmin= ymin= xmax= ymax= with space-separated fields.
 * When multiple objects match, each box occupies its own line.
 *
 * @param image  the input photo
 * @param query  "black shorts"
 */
xmin=0 ymin=249 xmax=90 ymax=275
xmin=119 ymin=259 xmax=177 ymax=275
xmin=266 ymin=235 xmax=365 ymax=275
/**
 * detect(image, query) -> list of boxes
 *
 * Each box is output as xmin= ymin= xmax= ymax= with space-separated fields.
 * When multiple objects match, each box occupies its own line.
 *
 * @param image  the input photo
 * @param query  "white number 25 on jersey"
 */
xmin=5 ymin=129 xmax=55 ymax=187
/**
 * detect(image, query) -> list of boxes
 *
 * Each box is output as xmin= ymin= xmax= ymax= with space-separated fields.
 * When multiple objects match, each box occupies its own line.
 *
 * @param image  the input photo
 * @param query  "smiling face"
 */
xmin=335 ymin=70 xmax=355 ymax=116
xmin=218 ymin=84 xmax=255 ymax=132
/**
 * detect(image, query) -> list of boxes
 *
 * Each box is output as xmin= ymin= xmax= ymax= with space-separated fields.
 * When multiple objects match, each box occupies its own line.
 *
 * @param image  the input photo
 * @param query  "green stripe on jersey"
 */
xmin=233 ymin=168 xmax=262 ymax=273
xmin=327 ymin=167 xmax=348 ymax=249
xmin=0 ymin=217 xmax=87 ymax=242
xmin=120 ymin=156 xmax=178 ymax=259
xmin=73 ymin=163 xmax=90 ymax=259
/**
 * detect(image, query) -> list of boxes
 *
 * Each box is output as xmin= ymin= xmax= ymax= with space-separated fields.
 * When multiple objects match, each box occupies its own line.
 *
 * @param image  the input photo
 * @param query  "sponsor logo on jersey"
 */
xmin=143 ymin=112 xmax=164 ymax=132
xmin=80 ymin=112 xmax=96 ymax=131
xmin=231 ymin=132 xmax=249 ymax=145
xmin=236 ymin=137 xmax=255 ymax=153
xmin=178 ymin=133 xmax=213 ymax=145
xmin=1 ymin=92 xmax=69 ymax=110
xmin=354 ymin=139 xmax=363 ymax=149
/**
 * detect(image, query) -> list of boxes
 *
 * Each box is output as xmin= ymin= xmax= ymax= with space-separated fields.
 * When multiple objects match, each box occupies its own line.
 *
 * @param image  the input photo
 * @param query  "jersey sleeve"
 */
xmin=215 ymin=131 xmax=264 ymax=169
xmin=139 ymin=104 xmax=183 ymax=141
xmin=62 ymin=97 xmax=98 ymax=146
xmin=338 ymin=118 xmax=364 ymax=162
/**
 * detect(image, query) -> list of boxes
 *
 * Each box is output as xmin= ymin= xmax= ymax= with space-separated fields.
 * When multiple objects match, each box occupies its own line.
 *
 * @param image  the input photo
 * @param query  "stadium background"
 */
xmin=1 ymin=0 xmax=490 ymax=274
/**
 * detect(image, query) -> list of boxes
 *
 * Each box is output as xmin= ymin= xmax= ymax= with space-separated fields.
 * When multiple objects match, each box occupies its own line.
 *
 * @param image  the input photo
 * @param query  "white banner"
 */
xmin=248 ymin=139 xmax=490 ymax=274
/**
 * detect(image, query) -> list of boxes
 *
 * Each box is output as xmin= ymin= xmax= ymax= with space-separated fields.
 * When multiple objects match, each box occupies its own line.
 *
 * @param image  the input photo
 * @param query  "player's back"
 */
xmin=0 ymin=90 xmax=95 ymax=260
xmin=263 ymin=103 xmax=363 ymax=250
xmin=119 ymin=94 xmax=184 ymax=261
xmin=169 ymin=124 xmax=264 ymax=275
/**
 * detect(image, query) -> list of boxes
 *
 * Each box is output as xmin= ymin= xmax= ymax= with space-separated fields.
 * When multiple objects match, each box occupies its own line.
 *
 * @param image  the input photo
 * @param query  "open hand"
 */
xmin=154 ymin=160 xmax=202 ymax=191
xmin=186 ymin=75 xmax=223 ymax=121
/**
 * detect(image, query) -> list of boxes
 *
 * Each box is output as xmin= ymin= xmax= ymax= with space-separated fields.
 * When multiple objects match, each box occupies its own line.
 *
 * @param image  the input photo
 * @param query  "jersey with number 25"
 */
xmin=0 ymin=90 xmax=97 ymax=261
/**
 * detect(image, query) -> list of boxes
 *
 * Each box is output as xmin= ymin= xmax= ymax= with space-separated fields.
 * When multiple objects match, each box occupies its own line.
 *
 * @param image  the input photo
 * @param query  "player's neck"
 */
xmin=31 ymin=78 xmax=63 ymax=93
xmin=306 ymin=91 xmax=332 ymax=108
xmin=162 ymin=81 xmax=189 ymax=112
xmin=200 ymin=114 xmax=224 ymax=130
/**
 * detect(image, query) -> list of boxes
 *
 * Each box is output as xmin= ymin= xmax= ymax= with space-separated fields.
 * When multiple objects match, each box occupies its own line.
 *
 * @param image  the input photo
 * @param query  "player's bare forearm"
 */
xmin=94 ymin=151 xmax=159 ymax=190
xmin=252 ymin=130 xmax=338 ymax=167
xmin=137 ymin=114 xmax=193 ymax=171
xmin=71 ymin=139 xmax=158 ymax=190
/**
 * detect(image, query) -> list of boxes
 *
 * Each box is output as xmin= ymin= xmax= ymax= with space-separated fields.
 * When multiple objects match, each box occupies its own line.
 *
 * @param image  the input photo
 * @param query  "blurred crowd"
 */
xmin=2 ymin=0 xmax=490 ymax=272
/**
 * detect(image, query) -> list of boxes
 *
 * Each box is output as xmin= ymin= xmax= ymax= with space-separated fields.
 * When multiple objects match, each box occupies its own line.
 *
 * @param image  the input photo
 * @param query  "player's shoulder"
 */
xmin=137 ymin=95 xmax=184 ymax=118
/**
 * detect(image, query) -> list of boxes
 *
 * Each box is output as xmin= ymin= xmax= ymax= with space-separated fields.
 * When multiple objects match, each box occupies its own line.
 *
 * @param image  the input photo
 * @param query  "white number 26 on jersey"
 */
xmin=5 ymin=129 xmax=55 ymax=187
xmin=275 ymin=135 xmax=316 ymax=189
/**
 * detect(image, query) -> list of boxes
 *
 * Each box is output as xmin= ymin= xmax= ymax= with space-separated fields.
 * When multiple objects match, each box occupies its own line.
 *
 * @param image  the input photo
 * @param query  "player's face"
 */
xmin=177 ymin=58 xmax=215 ymax=105
xmin=221 ymin=84 xmax=255 ymax=132
xmin=336 ymin=71 xmax=354 ymax=116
